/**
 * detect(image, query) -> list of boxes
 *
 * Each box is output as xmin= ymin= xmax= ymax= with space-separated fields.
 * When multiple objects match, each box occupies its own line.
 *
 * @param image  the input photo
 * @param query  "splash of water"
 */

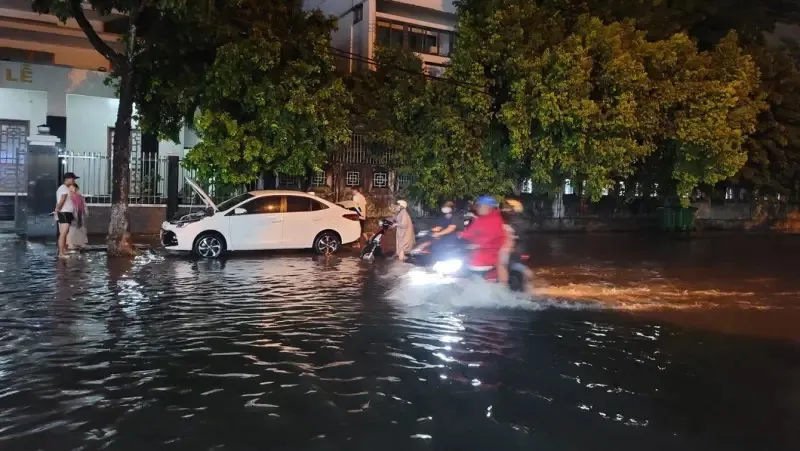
xmin=383 ymin=264 xmax=599 ymax=312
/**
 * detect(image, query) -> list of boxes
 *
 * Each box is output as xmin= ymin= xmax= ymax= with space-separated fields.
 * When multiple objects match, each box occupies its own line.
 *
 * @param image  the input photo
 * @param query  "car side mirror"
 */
xmin=234 ymin=207 xmax=247 ymax=215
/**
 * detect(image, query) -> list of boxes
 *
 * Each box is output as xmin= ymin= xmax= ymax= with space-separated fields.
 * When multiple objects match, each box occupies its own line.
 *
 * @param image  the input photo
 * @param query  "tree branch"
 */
xmin=69 ymin=0 xmax=122 ymax=65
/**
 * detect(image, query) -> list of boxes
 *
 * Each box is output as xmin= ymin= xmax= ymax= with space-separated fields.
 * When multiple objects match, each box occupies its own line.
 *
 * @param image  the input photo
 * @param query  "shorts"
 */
xmin=56 ymin=212 xmax=74 ymax=224
xmin=359 ymin=219 xmax=366 ymax=233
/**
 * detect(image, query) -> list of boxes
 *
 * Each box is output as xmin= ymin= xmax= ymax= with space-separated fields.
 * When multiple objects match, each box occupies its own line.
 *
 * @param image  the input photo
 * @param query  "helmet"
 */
xmin=476 ymin=195 xmax=499 ymax=208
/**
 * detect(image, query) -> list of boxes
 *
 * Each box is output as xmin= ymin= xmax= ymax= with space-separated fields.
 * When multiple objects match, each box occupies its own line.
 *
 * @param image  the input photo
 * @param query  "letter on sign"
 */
xmin=4 ymin=64 xmax=33 ymax=83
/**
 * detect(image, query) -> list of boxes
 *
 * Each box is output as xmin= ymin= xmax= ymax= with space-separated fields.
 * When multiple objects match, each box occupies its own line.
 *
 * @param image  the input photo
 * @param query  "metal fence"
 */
xmin=59 ymin=151 xmax=258 ymax=207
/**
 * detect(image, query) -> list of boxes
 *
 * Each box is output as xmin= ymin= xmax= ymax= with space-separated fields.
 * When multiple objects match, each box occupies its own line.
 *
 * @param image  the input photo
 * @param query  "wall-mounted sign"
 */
xmin=2 ymin=63 xmax=33 ymax=83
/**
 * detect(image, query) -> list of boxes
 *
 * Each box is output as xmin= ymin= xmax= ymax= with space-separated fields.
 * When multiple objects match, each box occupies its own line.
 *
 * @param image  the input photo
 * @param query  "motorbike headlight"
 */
xmin=432 ymin=259 xmax=462 ymax=275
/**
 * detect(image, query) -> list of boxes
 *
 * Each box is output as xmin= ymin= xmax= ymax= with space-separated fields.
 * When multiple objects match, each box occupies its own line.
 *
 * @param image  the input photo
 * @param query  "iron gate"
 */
xmin=0 ymin=120 xmax=28 ymax=232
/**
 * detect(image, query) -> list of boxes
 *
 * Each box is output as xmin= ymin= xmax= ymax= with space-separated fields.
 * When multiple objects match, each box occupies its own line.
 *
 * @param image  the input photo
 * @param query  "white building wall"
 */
xmin=390 ymin=0 xmax=456 ymax=14
xmin=0 ymin=87 xmax=46 ymax=127
xmin=0 ymin=61 xmax=114 ymax=116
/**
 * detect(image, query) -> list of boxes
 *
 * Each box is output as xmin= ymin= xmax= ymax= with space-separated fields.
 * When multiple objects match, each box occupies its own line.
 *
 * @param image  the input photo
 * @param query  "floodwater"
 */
xmin=0 ymin=234 xmax=798 ymax=451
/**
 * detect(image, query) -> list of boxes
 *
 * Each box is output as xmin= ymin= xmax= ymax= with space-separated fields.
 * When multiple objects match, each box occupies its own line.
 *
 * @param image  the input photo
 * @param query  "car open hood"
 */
xmin=186 ymin=178 xmax=217 ymax=212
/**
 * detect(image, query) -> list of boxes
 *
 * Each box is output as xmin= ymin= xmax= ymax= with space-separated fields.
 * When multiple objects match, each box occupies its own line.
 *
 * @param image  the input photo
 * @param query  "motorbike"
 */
xmin=359 ymin=218 xmax=394 ymax=261
xmin=408 ymin=227 xmax=530 ymax=293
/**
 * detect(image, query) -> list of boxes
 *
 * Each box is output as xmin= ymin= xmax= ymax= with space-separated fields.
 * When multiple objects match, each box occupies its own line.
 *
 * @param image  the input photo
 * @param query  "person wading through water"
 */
xmin=67 ymin=183 xmax=89 ymax=251
xmin=393 ymin=200 xmax=415 ymax=261
xmin=351 ymin=186 xmax=368 ymax=246
xmin=54 ymin=172 xmax=79 ymax=259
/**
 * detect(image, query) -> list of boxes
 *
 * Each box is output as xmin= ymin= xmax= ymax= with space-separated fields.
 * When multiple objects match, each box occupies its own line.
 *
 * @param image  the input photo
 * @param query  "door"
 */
xmin=0 ymin=120 xmax=29 ymax=232
xmin=227 ymin=195 xmax=283 ymax=250
xmin=281 ymin=195 xmax=329 ymax=248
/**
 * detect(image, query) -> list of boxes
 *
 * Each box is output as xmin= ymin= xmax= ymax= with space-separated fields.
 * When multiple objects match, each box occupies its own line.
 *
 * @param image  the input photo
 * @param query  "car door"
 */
xmin=227 ymin=195 xmax=284 ymax=250
xmin=282 ymin=195 xmax=329 ymax=248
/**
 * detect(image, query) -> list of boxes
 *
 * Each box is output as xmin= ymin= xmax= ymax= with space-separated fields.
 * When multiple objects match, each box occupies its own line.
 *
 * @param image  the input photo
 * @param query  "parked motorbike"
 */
xmin=360 ymin=218 xmax=394 ymax=261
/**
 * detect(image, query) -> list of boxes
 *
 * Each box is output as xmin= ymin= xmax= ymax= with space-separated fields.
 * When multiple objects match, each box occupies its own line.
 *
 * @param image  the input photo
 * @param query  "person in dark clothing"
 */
xmin=418 ymin=201 xmax=458 ymax=254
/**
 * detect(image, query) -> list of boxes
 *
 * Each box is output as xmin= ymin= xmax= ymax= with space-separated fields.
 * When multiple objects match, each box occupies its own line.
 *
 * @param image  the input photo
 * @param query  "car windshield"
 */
xmin=216 ymin=192 xmax=253 ymax=212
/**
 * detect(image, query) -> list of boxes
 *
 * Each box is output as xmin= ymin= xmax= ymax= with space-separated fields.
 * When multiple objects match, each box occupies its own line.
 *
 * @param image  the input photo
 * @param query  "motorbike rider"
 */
xmin=417 ymin=201 xmax=458 ymax=254
xmin=497 ymin=199 xmax=521 ymax=284
xmin=459 ymin=195 xmax=506 ymax=274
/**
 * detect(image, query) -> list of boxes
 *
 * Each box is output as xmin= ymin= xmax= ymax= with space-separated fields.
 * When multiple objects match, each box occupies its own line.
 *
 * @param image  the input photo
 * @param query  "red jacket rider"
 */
xmin=460 ymin=196 xmax=506 ymax=269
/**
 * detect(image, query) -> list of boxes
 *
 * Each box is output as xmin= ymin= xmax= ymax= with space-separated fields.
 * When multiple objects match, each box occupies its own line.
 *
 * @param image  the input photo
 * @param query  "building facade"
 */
xmin=305 ymin=0 xmax=457 ymax=76
xmin=0 ymin=1 xmax=199 ymax=230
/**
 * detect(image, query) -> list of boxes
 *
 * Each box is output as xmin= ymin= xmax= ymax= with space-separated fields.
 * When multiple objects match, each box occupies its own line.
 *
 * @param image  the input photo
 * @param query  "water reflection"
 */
xmin=0 ymin=235 xmax=797 ymax=450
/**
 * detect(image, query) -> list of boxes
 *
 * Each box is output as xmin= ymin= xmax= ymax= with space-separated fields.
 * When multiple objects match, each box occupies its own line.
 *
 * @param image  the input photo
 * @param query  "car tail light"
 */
xmin=520 ymin=254 xmax=530 ymax=261
xmin=343 ymin=213 xmax=360 ymax=221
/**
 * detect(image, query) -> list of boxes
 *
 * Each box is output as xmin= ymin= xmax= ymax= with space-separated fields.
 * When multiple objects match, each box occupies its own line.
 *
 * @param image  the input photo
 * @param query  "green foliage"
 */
xmin=131 ymin=0 xmax=352 ymax=185
xmin=446 ymin=1 xmax=764 ymax=204
xmin=737 ymin=44 xmax=800 ymax=194
xmin=350 ymin=47 xmax=514 ymax=206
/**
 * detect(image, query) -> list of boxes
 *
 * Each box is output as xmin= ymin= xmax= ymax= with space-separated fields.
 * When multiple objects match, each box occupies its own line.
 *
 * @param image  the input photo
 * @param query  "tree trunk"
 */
xmin=106 ymin=69 xmax=137 ymax=257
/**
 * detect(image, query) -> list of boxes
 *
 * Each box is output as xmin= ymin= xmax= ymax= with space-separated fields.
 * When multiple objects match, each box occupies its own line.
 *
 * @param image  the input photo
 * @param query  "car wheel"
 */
xmin=314 ymin=231 xmax=341 ymax=255
xmin=194 ymin=233 xmax=225 ymax=259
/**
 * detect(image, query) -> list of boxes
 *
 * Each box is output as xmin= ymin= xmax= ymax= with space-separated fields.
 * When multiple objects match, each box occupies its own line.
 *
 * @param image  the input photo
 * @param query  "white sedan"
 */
xmin=161 ymin=179 xmax=361 ymax=258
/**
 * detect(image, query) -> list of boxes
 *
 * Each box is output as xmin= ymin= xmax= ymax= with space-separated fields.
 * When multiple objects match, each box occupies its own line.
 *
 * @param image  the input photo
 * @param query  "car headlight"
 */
xmin=432 ymin=259 xmax=462 ymax=275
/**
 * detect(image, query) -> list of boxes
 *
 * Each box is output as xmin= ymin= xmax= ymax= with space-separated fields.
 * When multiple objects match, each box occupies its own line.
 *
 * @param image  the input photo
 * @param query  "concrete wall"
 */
xmin=1 ymin=62 xmax=186 ymax=158
xmin=388 ymin=0 xmax=456 ymax=14
xmin=0 ymin=87 xmax=46 ymax=127
xmin=0 ymin=61 xmax=114 ymax=116
xmin=85 ymin=205 xmax=167 ymax=236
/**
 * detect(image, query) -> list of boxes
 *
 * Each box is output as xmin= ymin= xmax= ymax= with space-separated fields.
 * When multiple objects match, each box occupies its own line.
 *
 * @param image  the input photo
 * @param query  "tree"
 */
xmin=131 ymin=0 xmax=351 ymax=186
xmin=31 ymin=0 xmax=185 ymax=256
xmin=350 ymin=47 xmax=516 ymax=206
xmin=448 ymin=0 xmax=763 ymax=203
xmin=736 ymin=44 xmax=800 ymax=196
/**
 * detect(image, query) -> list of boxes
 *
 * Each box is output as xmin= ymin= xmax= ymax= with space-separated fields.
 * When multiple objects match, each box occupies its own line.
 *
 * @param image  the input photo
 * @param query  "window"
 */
xmin=311 ymin=171 xmax=326 ymax=187
xmin=409 ymin=27 xmax=437 ymax=54
xmin=521 ymin=179 xmax=533 ymax=194
xmin=278 ymin=174 xmax=302 ymax=189
xmin=217 ymin=192 xmax=253 ymax=212
xmin=725 ymin=187 xmax=734 ymax=200
xmin=285 ymin=196 xmax=312 ymax=213
xmin=373 ymin=171 xmax=388 ymax=188
xmin=397 ymin=173 xmax=412 ymax=190
xmin=311 ymin=199 xmax=329 ymax=211
xmin=377 ymin=20 xmax=404 ymax=47
xmin=564 ymin=179 xmax=574 ymax=195
xmin=353 ymin=4 xmax=363 ymax=24
xmin=651 ymin=183 xmax=659 ymax=198
xmin=438 ymin=32 xmax=452 ymax=57
xmin=376 ymin=19 xmax=455 ymax=57
xmin=241 ymin=196 xmax=281 ymax=214
xmin=346 ymin=171 xmax=361 ymax=187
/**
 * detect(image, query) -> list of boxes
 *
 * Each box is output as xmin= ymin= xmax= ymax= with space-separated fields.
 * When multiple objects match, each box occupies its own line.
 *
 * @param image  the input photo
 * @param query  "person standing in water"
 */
xmin=351 ymin=186 xmax=368 ymax=244
xmin=67 ymin=183 xmax=89 ymax=251
xmin=393 ymin=199 xmax=415 ymax=261
xmin=54 ymin=172 xmax=78 ymax=259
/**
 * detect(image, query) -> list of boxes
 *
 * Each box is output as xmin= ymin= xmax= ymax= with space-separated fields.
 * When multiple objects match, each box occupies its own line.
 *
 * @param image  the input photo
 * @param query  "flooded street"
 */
xmin=0 ymin=234 xmax=798 ymax=450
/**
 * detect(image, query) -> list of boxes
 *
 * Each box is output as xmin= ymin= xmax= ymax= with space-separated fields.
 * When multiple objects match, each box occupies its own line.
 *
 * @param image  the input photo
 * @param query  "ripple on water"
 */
xmin=0 ymin=237 xmax=797 ymax=451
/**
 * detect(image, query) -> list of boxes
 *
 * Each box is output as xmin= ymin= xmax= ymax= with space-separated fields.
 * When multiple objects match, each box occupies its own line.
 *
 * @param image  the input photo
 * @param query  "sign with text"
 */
xmin=1 ymin=63 xmax=33 ymax=84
